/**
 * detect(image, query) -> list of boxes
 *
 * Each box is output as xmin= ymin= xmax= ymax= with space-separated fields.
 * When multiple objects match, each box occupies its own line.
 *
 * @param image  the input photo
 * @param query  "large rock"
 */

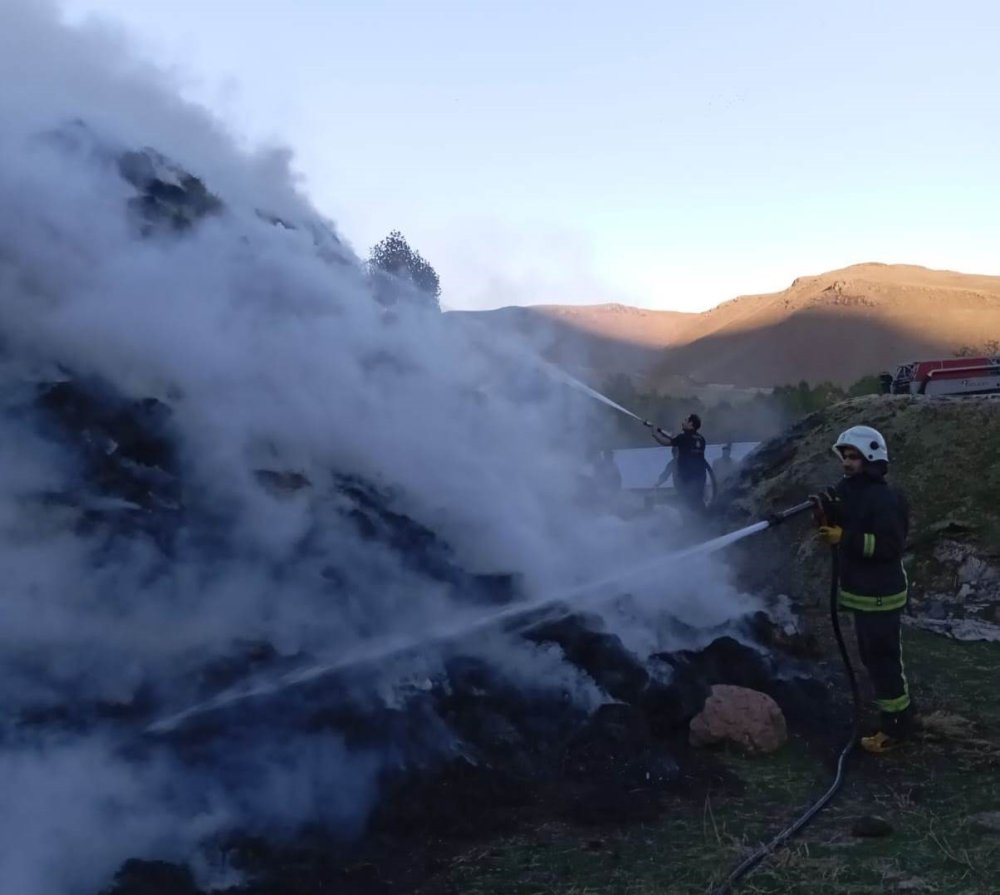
xmin=689 ymin=684 xmax=788 ymax=753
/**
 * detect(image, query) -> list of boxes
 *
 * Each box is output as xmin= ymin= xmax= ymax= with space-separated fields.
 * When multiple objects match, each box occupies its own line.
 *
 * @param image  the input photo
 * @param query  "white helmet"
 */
xmin=832 ymin=425 xmax=888 ymax=463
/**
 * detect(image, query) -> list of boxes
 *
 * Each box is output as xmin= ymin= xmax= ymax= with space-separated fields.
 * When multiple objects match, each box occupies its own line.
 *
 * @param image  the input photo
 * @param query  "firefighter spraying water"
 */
xmin=647 ymin=413 xmax=709 ymax=514
xmin=812 ymin=424 xmax=914 ymax=752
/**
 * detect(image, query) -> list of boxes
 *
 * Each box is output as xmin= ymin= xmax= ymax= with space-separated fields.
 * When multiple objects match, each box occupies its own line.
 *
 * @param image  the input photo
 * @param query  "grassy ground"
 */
xmin=430 ymin=630 xmax=1000 ymax=895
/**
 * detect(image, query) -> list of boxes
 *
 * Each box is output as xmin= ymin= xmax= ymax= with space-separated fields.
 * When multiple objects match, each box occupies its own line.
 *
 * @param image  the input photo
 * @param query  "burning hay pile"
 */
xmin=13 ymin=372 xmax=833 ymax=895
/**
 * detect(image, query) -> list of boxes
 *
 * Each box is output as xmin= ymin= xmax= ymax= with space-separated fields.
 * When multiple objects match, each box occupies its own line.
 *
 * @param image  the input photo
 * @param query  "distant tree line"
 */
xmin=956 ymin=339 xmax=1000 ymax=357
xmin=598 ymin=373 xmax=883 ymax=446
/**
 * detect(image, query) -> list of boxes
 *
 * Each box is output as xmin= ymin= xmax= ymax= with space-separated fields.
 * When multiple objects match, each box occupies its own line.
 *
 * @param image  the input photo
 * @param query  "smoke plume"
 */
xmin=0 ymin=2 xmax=761 ymax=891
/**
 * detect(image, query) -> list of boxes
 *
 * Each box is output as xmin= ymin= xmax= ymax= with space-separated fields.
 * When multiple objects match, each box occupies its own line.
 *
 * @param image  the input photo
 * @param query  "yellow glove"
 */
xmin=817 ymin=525 xmax=843 ymax=545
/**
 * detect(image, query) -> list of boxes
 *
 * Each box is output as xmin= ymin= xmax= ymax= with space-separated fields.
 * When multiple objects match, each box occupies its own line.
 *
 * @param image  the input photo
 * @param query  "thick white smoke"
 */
xmin=0 ymin=2 xmax=762 ymax=892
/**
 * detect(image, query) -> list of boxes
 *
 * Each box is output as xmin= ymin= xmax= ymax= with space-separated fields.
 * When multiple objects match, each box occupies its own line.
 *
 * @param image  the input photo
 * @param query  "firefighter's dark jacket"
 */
xmin=829 ymin=471 xmax=910 ymax=612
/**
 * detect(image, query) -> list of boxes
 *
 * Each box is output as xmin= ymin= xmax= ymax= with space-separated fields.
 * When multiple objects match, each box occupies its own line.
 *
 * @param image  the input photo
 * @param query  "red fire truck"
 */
xmin=881 ymin=357 xmax=1000 ymax=397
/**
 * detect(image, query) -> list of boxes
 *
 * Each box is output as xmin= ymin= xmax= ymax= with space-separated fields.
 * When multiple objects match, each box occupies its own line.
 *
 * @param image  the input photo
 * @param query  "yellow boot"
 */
xmin=860 ymin=731 xmax=903 ymax=754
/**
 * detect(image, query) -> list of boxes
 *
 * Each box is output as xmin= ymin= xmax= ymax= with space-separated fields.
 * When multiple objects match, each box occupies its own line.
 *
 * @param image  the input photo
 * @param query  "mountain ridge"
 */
xmin=452 ymin=263 xmax=1000 ymax=388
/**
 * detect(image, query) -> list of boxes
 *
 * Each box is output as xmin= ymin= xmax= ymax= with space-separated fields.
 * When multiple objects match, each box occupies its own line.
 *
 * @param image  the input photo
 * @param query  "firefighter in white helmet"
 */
xmin=812 ymin=425 xmax=914 ymax=753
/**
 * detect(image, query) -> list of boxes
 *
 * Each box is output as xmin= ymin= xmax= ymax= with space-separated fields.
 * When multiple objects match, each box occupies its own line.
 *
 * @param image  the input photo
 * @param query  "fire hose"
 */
xmin=708 ymin=497 xmax=862 ymax=895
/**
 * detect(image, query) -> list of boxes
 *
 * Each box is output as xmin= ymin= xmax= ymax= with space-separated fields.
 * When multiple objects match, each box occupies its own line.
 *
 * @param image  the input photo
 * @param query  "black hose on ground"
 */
xmin=708 ymin=547 xmax=862 ymax=895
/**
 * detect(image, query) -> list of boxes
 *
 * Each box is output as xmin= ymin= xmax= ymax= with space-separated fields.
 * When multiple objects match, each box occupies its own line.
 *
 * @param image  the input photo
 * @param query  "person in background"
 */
xmin=655 ymin=446 xmax=677 ymax=488
xmin=712 ymin=442 xmax=737 ymax=487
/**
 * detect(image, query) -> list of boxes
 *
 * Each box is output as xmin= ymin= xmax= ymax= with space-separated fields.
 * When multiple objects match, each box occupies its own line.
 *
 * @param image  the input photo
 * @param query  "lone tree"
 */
xmin=368 ymin=230 xmax=441 ymax=310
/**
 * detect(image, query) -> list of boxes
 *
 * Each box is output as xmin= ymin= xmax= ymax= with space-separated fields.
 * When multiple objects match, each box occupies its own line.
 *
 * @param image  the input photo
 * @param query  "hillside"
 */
xmin=652 ymin=263 xmax=1000 ymax=388
xmin=460 ymin=264 xmax=1000 ymax=389
xmin=447 ymin=302 xmax=695 ymax=380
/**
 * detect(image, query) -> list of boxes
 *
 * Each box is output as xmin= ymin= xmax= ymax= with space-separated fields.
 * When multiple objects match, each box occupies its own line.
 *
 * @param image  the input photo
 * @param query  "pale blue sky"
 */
xmin=60 ymin=0 xmax=1000 ymax=311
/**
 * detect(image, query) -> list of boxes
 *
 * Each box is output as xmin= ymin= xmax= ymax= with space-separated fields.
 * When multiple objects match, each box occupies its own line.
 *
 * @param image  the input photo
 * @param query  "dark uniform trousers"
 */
xmin=675 ymin=475 xmax=706 ymax=512
xmin=853 ymin=608 xmax=914 ymax=735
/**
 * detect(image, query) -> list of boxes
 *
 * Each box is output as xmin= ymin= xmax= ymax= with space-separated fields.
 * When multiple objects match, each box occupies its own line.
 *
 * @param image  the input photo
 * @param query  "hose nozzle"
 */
xmin=765 ymin=499 xmax=816 ymax=528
